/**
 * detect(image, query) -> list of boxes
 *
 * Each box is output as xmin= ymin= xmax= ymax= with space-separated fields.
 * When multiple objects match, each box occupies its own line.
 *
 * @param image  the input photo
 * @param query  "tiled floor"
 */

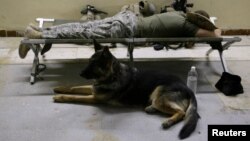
xmin=0 ymin=36 xmax=250 ymax=141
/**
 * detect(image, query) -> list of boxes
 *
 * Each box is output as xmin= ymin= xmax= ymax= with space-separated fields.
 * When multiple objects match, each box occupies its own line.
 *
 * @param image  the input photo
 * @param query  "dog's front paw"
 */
xmin=53 ymin=94 xmax=66 ymax=103
xmin=53 ymin=86 xmax=71 ymax=94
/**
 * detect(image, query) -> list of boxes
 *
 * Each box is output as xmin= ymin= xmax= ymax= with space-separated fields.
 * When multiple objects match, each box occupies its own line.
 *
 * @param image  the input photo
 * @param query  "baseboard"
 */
xmin=0 ymin=30 xmax=24 ymax=37
xmin=1 ymin=29 xmax=250 ymax=37
xmin=222 ymin=29 xmax=250 ymax=35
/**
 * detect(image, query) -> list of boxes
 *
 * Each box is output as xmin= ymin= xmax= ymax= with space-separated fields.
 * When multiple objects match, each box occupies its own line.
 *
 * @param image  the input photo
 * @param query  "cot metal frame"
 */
xmin=20 ymin=37 xmax=241 ymax=84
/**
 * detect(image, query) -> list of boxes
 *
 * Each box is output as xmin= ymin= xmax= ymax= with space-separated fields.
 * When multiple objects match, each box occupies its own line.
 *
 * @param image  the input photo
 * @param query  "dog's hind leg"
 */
xmin=154 ymin=96 xmax=186 ymax=129
xmin=150 ymin=86 xmax=187 ymax=129
xmin=53 ymin=94 xmax=97 ymax=104
xmin=161 ymin=109 xmax=185 ymax=129
xmin=54 ymin=85 xmax=93 ymax=95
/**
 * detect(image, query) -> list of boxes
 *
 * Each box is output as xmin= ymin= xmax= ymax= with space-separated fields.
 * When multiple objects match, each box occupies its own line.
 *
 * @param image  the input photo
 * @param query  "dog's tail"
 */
xmin=179 ymin=88 xmax=200 ymax=139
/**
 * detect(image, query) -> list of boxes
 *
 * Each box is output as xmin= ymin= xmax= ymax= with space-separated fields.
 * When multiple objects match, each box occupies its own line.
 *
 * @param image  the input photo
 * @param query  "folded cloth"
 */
xmin=215 ymin=72 xmax=244 ymax=96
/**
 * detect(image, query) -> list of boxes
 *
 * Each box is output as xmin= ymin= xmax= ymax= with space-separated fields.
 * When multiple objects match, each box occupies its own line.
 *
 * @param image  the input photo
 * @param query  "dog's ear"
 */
xmin=93 ymin=39 xmax=103 ymax=52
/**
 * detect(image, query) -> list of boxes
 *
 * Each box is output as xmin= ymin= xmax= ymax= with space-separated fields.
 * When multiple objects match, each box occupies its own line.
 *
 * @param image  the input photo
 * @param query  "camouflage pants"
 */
xmin=42 ymin=11 xmax=138 ymax=39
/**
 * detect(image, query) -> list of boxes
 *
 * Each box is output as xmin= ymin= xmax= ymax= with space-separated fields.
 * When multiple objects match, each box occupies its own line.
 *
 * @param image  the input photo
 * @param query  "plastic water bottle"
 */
xmin=187 ymin=66 xmax=198 ymax=94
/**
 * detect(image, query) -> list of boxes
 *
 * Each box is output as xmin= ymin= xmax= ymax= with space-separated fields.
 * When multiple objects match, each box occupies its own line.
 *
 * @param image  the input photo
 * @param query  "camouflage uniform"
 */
xmin=42 ymin=10 xmax=139 ymax=39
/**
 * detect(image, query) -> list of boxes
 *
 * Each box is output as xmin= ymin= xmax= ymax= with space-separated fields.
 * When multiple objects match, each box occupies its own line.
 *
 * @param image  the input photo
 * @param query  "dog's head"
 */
xmin=80 ymin=39 xmax=116 ymax=81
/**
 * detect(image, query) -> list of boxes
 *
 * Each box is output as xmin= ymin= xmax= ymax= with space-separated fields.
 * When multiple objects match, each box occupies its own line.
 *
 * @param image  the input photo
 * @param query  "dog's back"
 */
xmin=114 ymin=69 xmax=187 ymax=105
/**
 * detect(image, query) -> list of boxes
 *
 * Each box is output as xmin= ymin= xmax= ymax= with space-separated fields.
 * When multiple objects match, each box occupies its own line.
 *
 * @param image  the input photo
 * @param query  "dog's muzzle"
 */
xmin=80 ymin=65 xmax=101 ymax=80
xmin=80 ymin=69 xmax=92 ymax=79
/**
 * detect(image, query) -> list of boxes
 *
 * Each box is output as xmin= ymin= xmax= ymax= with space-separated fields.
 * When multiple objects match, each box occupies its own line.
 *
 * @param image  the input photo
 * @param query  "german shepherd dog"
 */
xmin=53 ymin=40 xmax=200 ymax=139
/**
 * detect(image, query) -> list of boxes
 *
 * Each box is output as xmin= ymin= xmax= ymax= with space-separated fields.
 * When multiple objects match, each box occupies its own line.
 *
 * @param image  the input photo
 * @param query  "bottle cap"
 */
xmin=191 ymin=66 xmax=196 ymax=71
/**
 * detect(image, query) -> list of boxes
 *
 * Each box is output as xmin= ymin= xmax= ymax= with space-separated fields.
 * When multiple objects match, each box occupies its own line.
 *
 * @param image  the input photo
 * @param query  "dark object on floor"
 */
xmin=153 ymin=43 xmax=190 ymax=51
xmin=41 ymin=44 xmax=52 ymax=55
xmin=215 ymin=72 xmax=244 ymax=96
xmin=81 ymin=5 xmax=107 ymax=15
xmin=153 ymin=43 xmax=165 ymax=50
xmin=160 ymin=0 xmax=193 ymax=13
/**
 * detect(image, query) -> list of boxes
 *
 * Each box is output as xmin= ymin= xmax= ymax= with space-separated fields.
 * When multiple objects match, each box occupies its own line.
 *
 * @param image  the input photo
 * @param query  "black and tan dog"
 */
xmin=53 ymin=40 xmax=200 ymax=139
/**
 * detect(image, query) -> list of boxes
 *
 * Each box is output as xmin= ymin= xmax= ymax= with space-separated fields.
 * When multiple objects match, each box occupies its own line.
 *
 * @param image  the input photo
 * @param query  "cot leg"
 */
xmin=218 ymin=40 xmax=239 ymax=72
xmin=128 ymin=43 xmax=134 ymax=67
xmin=30 ymin=44 xmax=46 ymax=84
xmin=216 ymin=40 xmax=236 ymax=73
xmin=206 ymin=48 xmax=213 ymax=56
xmin=218 ymin=50 xmax=228 ymax=72
xmin=207 ymin=41 xmax=229 ymax=72
xmin=30 ymin=44 xmax=40 ymax=84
